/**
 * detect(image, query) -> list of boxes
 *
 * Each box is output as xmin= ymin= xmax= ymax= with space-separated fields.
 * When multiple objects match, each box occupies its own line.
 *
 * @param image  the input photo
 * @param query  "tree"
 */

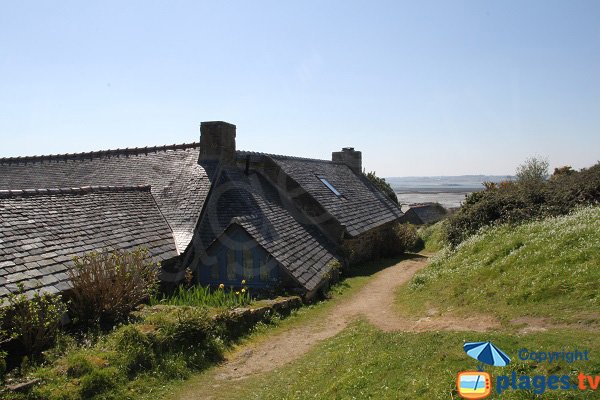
xmin=516 ymin=157 xmax=549 ymax=185
xmin=365 ymin=171 xmax=398 ymax=204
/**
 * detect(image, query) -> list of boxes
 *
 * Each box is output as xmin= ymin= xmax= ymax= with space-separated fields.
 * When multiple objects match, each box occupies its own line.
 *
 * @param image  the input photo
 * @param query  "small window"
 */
xmin=227 ymin=250 xmax=236 ymax=280
xmin=259 ymin=255 xmax=271 ymax=280
xmin=210 ymin=262 xmax=219 ymax=280
xmin=317 ymin=176 xmax=342 ymax=196
xmin=243 ymin=249 xmax=254 ymax=280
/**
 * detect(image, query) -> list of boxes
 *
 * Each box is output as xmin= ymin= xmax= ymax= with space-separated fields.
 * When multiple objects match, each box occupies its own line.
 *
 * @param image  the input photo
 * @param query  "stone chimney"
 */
xmin=199 ymin=121 xmax=236 ymax=164
xmin=332 ymin=147 xmax=362 ymax=174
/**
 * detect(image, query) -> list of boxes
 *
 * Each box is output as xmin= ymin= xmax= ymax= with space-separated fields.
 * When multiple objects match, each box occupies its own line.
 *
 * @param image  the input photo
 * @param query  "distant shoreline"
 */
xmin=394 ymin=188 xmax=482 ymax=194
xmin=388 ymin=176 xmax=509 ymax=209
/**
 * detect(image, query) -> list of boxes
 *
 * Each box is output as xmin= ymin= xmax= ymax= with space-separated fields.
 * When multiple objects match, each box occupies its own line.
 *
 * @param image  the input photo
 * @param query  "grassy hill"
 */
xmin=397 ymin=206 xmax=600 ymax=325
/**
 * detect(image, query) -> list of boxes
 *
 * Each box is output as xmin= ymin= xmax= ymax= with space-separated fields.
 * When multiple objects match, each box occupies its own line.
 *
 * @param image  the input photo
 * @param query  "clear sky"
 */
xmin=1 ymin=1 xmax=599 ymax=177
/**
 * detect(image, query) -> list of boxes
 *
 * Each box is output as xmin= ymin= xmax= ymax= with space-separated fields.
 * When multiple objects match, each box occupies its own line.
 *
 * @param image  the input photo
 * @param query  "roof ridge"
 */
xmin=0 ymin=142 xmax=200 ymax=165
xmin=236 ymin=150 xmax=339 ymax=164
xmin=0 ymin=185 xmax=152 ymax=198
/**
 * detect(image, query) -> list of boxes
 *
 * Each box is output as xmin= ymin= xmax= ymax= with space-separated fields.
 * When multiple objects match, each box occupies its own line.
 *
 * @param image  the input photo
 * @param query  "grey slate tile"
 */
xmin=0 ymin=187 xmax=178 ymax=299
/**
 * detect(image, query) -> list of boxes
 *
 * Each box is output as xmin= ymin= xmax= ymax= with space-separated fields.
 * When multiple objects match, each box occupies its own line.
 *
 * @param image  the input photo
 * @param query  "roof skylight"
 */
xmin=317 ymin=176 xmax=342 ymax=196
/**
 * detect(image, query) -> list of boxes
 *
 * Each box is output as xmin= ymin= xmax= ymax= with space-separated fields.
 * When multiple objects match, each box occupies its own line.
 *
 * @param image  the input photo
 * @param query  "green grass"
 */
xmin=418 ymin=220 xmax=448 ymax=253
xmin=397 ymin=206 xmax=600 ymax=324
xmin=11 ymin=307 xmax=224 ymax=400
xmin=2 ymin=257 xmax=406 ymax=400
xmin=150 ymin=284 xmax=252 ymax=308
xmin=176 ymin=320 xmax=600 ymax=399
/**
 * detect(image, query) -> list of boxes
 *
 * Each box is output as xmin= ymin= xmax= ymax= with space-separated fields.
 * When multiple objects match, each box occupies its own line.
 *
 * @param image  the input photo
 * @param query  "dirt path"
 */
xmin=176 ymin=256 xmax=499 ymax=399
xmin=175 ymin=255 xmax=600 ymax=399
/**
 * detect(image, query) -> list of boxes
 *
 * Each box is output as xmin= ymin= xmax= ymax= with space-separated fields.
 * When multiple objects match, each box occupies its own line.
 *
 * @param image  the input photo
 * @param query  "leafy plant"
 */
xmin=515 ymin=156 xmax=549 ymax=185
xmin=79 ymin=366 xmax=120 ymax=398
xmin=68 ymin=247 xmax=159 ymax=327
xmin=150 ymin=282 xmax=252 ymax=309
xmin=393 ymin=223 xmax=422 ymax=252
xmin=114 ymin=325 xmax=156 ymax=377
xmin=0 ymin=304 xmax=13 ymax=380
xmin=5 ymin=286 xmax=66 ymax=357
xmin=157 ymin=308 xmax=223 ymax=360
xmin=380 ymin=223 xmax=422 ymax=256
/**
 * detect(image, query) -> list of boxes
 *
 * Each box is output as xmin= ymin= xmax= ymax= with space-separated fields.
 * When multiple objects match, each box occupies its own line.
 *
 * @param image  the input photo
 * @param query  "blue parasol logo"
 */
xmin=464 ymin=341 xmax=511 ymax=370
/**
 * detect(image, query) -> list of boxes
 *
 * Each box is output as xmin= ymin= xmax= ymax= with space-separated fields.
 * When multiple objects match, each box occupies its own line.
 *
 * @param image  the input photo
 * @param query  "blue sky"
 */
xmin=1 ymin=1 xmax=599 ymax=176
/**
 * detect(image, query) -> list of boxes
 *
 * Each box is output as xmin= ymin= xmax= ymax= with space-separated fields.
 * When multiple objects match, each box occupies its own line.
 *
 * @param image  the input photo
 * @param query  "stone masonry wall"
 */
xmin=341 ymin=221 xmax=400 ymax=266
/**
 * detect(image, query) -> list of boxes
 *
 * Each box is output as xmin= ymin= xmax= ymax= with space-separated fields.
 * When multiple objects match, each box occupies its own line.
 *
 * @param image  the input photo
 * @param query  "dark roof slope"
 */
xmin=193 ymin=166 xmax=339 ymax=291
xmin=0 ymin=186 xmax=178 ymax=299
xmin=255 ymin=154 xmax=403 ymax=237
xmin=0 ymin=144 xmax=209 ymax=251
xmin=403 ymin=203 xmax=447 ymax=225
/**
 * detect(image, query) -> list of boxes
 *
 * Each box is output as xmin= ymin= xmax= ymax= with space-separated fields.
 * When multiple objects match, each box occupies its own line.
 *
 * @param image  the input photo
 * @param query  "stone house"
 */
xmin=0 ymin=121 xmax=403 ymax=299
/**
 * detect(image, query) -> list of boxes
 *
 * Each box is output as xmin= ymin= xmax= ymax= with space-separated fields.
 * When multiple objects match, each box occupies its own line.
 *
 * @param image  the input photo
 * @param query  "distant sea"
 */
xmin=386 ymin=175 xmax=513 ymax=210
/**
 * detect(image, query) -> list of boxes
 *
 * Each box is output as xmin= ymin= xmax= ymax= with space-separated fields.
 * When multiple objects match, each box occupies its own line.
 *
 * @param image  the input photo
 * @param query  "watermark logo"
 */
xmin=457 ymin=371 xmax=491 ymax=399
xmin=457 ymin=341 xmax=510 ymax=399
xmin=457 ymin=342 xmax=597 ymax=397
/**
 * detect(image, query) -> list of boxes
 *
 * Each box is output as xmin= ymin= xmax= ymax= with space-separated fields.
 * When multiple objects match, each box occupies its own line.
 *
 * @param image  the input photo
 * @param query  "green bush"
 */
xmin=0 ymin=304 xmax=11 ymax=382
xmin=113 ymin=325 xmax=156 ymax=377
xmin=445 ymin=161 xmax=600 ymax=246
xmin=365 ymin=171 xmax=399 ymax=204
xmin=109 ymin=307 xmax=224 ymax=379
xmin=157 ymin=308 xmax=224 ymax=362
xmin=398 ymin=223 xmax=424 ymax=252
xmin=384 ymin=223 xmax=422 ymax=254
xmin=0 ymin=354 xmax=6 ymax=382
xmin=67 ymin=248 xmax=159 ymax=328
xmin=65 ymin=353 xmax=95 ymax=378
xmin=79 ymin=367 xmax=120 ymax=399
xmin=515 ymin=156 xmax=549 ymax=185
xmin=6 ymin=287 xmax=67 ymax=357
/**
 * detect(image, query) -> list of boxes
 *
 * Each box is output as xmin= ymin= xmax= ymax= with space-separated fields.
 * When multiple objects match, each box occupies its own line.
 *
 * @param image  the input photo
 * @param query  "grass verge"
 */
xmin=418 ymin=220 xmax=447 ymax=253
xmin=396 ymin=207 xmax=600 ymax=325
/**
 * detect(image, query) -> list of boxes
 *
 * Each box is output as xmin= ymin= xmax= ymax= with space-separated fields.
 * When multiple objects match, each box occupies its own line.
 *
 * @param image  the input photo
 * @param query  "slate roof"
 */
xmin=0 ymin=144 xmax=209 ymax=251
xmin=193 ymin=166 xmax=340 ymax=291
xmin=402 ymin=203 xmax=447 ymax=225
xmin=0 ymin=186 xmax=178 ymax=299
xmin=238 ymin=152 xmax=403 ymax=237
